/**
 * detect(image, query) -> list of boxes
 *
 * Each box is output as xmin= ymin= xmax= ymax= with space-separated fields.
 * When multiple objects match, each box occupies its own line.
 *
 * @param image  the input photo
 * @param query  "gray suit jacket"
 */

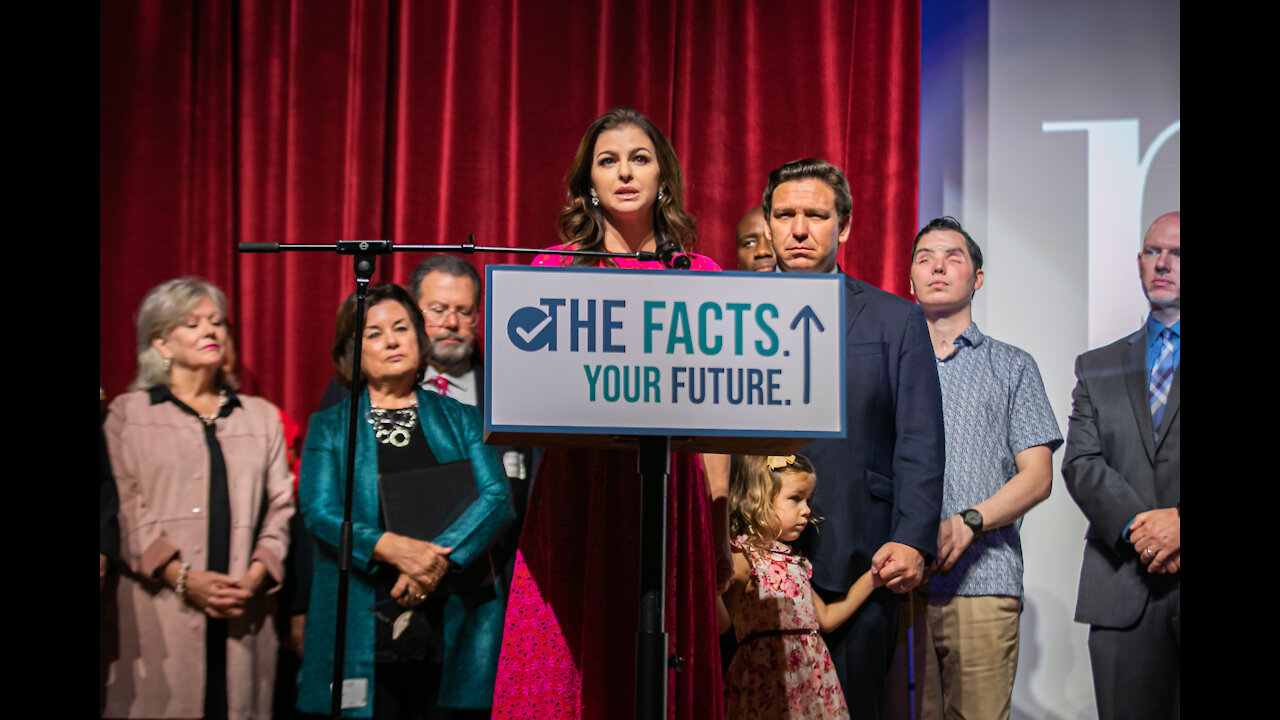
xmin=1063 ymin=326 xmax=1180 ymax=628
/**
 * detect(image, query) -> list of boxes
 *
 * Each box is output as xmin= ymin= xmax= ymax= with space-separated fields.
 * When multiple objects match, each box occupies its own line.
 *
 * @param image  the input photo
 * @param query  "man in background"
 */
xmin=1063 ymin=212 xmax=1180 ymax=720
xmin=908 ymin=216 xmax=1061 ymax=720
xmin=409 ymin=257 xmax=483 ymax=405
xmin=406 ymin=255 xmax=535 ymax=581
xmin=734 ymin=205 xmax=775 ymax=271
xmin=762 ymin=158 xmax=945 ymax=719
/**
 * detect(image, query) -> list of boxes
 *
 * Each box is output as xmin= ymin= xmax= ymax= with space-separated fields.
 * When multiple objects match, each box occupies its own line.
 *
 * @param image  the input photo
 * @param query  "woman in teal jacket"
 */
xmin=296 ymin=283 xmax=513 ymax=718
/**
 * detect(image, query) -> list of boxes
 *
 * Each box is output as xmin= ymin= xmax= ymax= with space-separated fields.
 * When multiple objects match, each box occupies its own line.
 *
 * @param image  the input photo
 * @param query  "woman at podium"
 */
xmin=491 ymin=107 xmax=727 ymax=720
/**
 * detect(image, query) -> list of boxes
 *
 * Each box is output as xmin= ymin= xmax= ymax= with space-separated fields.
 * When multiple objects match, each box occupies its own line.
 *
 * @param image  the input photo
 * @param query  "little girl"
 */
xmin=719 ymin=454 xmax=880 ymax=719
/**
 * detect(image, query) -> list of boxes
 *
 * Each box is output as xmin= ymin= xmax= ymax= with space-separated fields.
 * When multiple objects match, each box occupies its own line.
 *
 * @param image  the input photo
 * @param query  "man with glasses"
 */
xmin=1063 ymin=212 xmax=1180 ymax=720
xmin=408 ymin=253 xmax=537 ymax=588
xmin=407 ymin=255 xmax=484 ymax=405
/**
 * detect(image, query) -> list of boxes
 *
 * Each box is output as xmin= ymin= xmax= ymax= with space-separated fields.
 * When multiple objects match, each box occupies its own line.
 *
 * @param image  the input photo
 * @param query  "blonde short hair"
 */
xmin=129 ymin=277 xmax=233 ymax=391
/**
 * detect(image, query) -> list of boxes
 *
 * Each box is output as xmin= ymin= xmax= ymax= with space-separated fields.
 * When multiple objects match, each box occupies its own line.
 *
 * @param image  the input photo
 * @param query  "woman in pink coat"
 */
xmin=102 ymin=277 xmax=294 ymax=720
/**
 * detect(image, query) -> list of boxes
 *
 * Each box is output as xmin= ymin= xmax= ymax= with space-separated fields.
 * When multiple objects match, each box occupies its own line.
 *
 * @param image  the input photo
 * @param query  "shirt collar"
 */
xmin=936 ymin=322 xmax=984 ymax=363
xmin=956 ymin=322 xmax=986 ymax=349
xmin=148 ymin=384 xmax=241 ymax=416
xmin=423 ymin=367 xmax=472 ymax=392
xmin=1146 ymin=315 xmax=1180 ymax=342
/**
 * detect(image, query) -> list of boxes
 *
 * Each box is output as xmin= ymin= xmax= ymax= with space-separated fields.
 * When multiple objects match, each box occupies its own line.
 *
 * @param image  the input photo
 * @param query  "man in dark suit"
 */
xmin=762 ymin=158 xmax=945 ymax=719
xmin=1063 ymin=211 xmax=1180 ymax=720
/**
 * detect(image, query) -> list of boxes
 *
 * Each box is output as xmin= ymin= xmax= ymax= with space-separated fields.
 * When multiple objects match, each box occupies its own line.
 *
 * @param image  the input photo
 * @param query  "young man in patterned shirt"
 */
xmin=909 ymin=217 xmax=1063 ymax=720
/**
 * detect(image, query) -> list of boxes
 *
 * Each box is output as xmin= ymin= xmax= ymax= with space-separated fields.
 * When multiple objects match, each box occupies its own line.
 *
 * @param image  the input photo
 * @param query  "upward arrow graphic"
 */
xmin=789 ymin=306 xmax=825 ymax=404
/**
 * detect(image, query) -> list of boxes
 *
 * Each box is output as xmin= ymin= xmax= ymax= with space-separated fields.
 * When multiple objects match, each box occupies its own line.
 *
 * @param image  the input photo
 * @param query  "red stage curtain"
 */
xmin=100 ymin=0 xmax=920 ymax=433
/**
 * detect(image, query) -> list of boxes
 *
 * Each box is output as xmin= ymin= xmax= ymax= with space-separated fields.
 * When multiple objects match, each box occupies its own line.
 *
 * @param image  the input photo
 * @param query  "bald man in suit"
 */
xmin=1063 ymin=211 xmax=1180 ymax=720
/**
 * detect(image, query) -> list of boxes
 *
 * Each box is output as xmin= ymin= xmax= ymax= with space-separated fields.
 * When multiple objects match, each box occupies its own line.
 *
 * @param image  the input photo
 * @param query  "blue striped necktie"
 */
xmin=1149 ymin=328 xmax=1175 ymax=440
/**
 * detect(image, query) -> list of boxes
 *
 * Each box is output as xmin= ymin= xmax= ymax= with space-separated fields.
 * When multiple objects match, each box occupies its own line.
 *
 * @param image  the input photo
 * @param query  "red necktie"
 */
xmin=430 ymin=375 xmax=451 ymax=397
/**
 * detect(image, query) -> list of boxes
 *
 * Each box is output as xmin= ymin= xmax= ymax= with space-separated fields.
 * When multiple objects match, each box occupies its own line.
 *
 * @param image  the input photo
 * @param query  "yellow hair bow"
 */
xmin=767 ymin=455 xmax=796 ymax=470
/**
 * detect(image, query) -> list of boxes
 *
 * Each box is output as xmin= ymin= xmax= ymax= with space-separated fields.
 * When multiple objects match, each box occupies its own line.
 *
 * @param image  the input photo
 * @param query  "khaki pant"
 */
xmin=920 ymin=594 xmax=1021 ymax=720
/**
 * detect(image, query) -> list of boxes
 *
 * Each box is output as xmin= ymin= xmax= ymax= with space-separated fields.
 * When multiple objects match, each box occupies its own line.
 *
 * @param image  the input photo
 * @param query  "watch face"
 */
xmin=963 ymin=509 xmax=983 ymax=531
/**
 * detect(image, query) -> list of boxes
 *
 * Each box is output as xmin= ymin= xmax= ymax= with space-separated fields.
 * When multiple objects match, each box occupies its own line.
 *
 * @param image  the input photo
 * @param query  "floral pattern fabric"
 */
xmin=725 ymin=536 xmax=849 ymax=720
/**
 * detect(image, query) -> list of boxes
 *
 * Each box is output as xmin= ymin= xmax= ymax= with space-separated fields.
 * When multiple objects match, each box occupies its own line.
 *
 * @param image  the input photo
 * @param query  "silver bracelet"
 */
xmin=174 ymin=561 xmax=191 ymax=598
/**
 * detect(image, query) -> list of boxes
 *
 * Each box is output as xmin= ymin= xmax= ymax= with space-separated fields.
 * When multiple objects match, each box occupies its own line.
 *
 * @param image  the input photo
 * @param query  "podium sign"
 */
xmin=484 ymin=265 xmax=845 ymax=452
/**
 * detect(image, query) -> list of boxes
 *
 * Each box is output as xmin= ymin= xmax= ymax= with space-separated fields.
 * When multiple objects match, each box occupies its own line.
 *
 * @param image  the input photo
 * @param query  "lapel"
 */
xmin=415 ymin=389 xmax=465 ymax=463
xmin=843 ymin=271 xmax=868 ymax=337
xmin=1121 ymin=327 xmax=1157 ymax=464
xmin=472 ymin=361 xmax=485 ymax=408
xmin=350 ymin=388 xmax=380 ymax=525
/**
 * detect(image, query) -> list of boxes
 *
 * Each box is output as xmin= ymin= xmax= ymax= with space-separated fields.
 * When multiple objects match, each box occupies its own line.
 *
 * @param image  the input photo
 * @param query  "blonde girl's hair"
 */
xmin=729 ymin=454 xmax=818 ymax=547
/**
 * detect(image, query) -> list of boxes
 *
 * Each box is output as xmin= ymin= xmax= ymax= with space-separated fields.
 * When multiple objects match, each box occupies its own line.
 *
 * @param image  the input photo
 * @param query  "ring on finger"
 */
xmin=1145 ymin=547 xmax=1155 ymax=556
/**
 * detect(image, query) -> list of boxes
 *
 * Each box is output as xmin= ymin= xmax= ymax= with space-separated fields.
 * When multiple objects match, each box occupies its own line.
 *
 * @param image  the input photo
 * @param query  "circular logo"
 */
xmin=507 ymin=307 xmax=556 ymax=351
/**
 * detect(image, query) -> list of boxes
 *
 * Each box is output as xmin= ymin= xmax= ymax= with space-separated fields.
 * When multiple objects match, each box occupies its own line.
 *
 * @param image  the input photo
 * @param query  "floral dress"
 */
xmin=725 ymin=536 xmax=849 ymax=720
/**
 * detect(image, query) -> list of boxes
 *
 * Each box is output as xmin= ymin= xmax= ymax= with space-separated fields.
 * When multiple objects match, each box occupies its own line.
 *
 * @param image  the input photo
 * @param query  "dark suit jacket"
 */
xmin=1063 ymin=326 xmax=1180 ymax=628
xmin=798 ymin=271 xmax=945 ymax=592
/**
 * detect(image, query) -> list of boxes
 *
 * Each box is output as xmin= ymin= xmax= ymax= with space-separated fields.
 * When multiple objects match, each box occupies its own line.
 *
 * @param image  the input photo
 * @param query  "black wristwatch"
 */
xmin=960 ymin=508 xmax=984 ymax=540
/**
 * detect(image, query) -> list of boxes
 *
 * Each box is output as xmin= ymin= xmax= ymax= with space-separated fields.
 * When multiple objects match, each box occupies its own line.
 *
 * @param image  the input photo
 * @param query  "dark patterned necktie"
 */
xmin=1149 ymin=328 xmax=1174 ymax=440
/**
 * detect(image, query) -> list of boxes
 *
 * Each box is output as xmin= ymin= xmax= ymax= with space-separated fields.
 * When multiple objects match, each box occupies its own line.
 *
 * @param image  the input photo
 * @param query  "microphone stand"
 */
xmin=238 ymin=236 xmax=688 ymax=719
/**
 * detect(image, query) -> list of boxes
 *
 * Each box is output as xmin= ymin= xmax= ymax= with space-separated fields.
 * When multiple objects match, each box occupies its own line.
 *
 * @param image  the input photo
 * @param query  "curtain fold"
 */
xmin=100 ymin=0 xmax=920 ymax=435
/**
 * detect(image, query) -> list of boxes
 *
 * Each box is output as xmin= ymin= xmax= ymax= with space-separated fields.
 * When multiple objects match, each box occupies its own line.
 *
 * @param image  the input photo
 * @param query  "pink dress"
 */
xmin=491 ymin=246 xmax=725 ymax=720
xmin=725 ymin=536 xmax=849 ymax=720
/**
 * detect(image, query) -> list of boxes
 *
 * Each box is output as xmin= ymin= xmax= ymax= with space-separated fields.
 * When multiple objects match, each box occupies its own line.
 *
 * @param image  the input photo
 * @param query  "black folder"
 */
xmin=378 ymin=459 xmax=478 ymax=542
xmin=377 ymin=459 xmax=494 ymax=593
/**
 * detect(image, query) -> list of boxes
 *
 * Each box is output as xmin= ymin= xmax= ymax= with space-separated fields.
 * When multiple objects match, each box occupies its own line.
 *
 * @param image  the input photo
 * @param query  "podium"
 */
xmin=485 ymin=265 xmax=846 ymax=719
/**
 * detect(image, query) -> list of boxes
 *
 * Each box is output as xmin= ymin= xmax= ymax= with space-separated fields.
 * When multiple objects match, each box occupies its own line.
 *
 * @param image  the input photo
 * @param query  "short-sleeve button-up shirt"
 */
xmin=929 ymin=324 xmax=1063 ymax=597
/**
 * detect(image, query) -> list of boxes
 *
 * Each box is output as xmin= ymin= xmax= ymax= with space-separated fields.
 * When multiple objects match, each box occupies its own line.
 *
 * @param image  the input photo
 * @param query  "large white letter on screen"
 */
xmin=1042 ymin=119 xmax=1179 ymax=347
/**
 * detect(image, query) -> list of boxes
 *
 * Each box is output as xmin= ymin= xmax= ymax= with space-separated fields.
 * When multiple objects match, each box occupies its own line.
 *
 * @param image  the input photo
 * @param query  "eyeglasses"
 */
xmin=421 ymin=306 xmax=477 ymax=326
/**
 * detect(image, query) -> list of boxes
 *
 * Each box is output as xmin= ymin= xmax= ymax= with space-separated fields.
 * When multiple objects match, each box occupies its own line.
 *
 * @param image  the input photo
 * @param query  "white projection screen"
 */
xmin=919 ymin=1 xmax=1178 ymax=717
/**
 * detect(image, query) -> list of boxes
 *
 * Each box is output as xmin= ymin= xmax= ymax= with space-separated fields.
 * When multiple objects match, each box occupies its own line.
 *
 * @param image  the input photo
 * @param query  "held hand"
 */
xmin=935 ymin=515 xmax=975 ymax=573
xmin=870 ymin=568 xmax=886 ymax=589
xmin=1148 ymin=549 xmax=1180 ymax=575
xmin=871 ymin=542 xmax=925 ymax=593
xmin=233 ymin=560 xmax=269 ymax=597
xmin=384 ymin=535 xmax=454 ymax=592
xmin=184 ymin=569 xmax=252 ymax=619
xmin=390 ymin=573 xmax=429 ymax=608
xmin=1129 ymin=508 xmax=1179 ymax=572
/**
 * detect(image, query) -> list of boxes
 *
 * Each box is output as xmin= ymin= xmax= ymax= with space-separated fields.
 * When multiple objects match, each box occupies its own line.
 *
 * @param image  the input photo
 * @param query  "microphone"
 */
xmin=654 ymin=237 xmax=691 ymax=270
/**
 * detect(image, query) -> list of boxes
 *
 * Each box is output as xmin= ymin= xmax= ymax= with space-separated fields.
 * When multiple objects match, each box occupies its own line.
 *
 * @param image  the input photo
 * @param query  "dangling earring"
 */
xmin=590 ymin=196 xmax=600 ymax=207
xmin=163 ymin=354 xmax=171 ymax=372
xmin=657 ymin=189 xmax=664 ymax=201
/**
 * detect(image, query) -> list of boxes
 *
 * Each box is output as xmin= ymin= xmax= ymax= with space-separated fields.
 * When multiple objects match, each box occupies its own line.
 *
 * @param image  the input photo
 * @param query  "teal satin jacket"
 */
xmin=296 ymin=388 xmax=514 ymax=716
